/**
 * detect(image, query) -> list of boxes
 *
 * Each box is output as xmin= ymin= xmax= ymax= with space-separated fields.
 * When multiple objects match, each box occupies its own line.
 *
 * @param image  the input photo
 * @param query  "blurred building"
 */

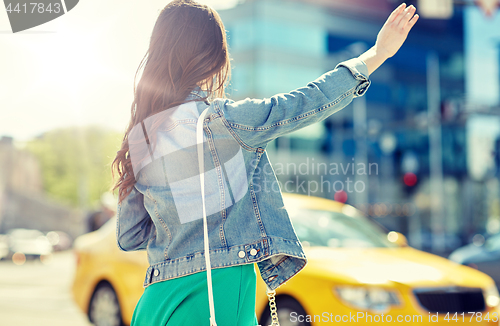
xmin=0 ymin=136 xmax=86 ymax=239
xmin=219 ymin=0 xmax=500 ymax=254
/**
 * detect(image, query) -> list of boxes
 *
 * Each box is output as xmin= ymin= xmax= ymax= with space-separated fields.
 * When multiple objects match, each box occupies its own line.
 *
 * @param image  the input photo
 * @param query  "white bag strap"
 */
xmin=197 ymin=106 xmax=280 ymax=326
xmin=196 ymin=107 xmax=217 ymax=326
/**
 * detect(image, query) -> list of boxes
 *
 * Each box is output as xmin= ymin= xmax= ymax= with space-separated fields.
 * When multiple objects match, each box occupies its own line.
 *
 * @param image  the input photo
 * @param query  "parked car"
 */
xmin=72 ymin=194 xmax=500 ymax=326
xmin=6 ymin=228 xmax=53 ymax=263
xmin=449 ymin=233 xmax=500 ymax=289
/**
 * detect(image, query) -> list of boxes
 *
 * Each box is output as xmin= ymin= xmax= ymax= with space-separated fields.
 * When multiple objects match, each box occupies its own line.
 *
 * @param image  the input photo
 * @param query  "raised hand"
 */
xmin=375 ymin=3 xmax=419 ymax=58
xmin=358 ymin=3 xmax=419 ymax=75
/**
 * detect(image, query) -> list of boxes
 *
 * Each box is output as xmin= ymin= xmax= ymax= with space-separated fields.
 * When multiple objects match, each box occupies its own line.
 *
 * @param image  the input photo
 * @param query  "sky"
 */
xmin=0 ymin=0 xmax=239 ymax=144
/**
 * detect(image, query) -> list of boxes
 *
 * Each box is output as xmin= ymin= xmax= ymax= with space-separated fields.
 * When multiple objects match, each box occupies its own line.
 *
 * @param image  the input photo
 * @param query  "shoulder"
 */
xmin=211 ymin=97 xmax=271 ymax=124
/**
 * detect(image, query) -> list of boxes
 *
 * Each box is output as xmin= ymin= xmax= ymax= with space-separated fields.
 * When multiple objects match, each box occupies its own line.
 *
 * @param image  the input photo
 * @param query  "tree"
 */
xmin=25 ymin=126 xmax=122 ymax=209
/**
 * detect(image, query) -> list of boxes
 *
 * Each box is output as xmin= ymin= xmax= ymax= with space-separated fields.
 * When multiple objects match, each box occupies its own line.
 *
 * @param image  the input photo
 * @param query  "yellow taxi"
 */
xmin=72 ymin=194 xmax=500 ymax=326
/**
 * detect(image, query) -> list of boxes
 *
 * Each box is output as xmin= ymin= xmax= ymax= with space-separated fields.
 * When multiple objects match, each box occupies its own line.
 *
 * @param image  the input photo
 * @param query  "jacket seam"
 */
xmin=204 ymin=112 xmax=228 ymax=248
xmin=146 ymin=187 xmax=172 ymax=260
xmin=213 ymin=101 xmax=263 ymax=153
xmin=144 ymin=246 xmax=307 ymax=288
xmin=157 ymin=119 xmax=197 ymax=132
xmin=335 ymin=60 xmax=369 ymax=81
xmin=228 ymin=87 xmax=355 ymax=131
xmin=144 ymin=262 xmax=254 ymax=287
xmin=147 ymin=231 xmax=156 ymax=262
xmin=273 ymin=258 xmax=307 ymax=290
xmin=204 ymin=119 xmax=229 ymax=249
xmin=144 ymin=253 xmax=306 ymax=287
xmin=146 ymin=237 xmax=301 ymax=266
xmin=249 ymin=170 xmax=267 ymax=238
xmin=116 ymin=204 xmax=127 ymax=251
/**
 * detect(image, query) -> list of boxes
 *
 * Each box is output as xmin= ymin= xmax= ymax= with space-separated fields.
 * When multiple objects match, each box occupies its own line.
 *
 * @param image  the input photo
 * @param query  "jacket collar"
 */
xmin=187 ymin=86 xmax=208 ymax=101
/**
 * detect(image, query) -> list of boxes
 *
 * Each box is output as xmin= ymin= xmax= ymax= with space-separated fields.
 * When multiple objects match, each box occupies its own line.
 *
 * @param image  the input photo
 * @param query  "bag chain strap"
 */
xmin=266 ymin=289 xmax=280 ymax=326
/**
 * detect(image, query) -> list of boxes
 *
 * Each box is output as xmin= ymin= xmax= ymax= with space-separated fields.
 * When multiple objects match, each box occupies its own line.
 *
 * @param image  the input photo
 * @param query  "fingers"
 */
xmin=404 ymin=13 xmax=419 ymax=31
xmin=397 ymin=5 xmax=417 ymax=29
xmin=387 ymin=3 xmax=407 ymax=24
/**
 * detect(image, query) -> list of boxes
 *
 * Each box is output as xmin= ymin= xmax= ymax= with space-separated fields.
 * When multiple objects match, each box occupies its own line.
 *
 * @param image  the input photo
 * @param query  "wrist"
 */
xmin=358 ymin=46 xmax=389 ymax=76
xmin=371 ymin=44 xmax=392 ymax=60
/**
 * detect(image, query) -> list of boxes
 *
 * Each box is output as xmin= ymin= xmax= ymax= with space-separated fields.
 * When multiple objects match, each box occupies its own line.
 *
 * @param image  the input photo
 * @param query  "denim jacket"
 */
xmin=116 ymin=57 xmax=371 ymax=291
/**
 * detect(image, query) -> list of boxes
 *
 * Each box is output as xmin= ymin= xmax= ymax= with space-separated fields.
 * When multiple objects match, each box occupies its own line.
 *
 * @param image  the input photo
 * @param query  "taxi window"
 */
xmin=290 ymin=209 xmax=398 ymax=248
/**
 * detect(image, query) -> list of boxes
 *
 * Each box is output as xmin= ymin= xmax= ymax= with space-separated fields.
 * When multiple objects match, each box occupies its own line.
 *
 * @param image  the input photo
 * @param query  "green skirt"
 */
xmin=130 ymin=264 xmax=259 ymax=326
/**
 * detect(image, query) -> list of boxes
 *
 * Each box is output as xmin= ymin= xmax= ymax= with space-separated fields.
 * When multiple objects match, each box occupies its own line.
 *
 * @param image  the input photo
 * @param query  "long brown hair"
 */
xmin=110 ymin=0 xmax=231 ymax=204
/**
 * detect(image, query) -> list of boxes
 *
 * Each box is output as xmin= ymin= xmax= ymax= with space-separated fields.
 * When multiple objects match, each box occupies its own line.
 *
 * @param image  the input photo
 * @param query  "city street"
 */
xmin=1 ymin=0 xmax=500 ymax=325
xmin=0 ymin=251 xmax=92 ymax=326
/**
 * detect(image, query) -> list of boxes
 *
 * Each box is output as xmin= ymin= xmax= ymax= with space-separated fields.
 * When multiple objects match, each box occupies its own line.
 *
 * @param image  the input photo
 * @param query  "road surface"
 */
xmin=0 ymin=250 xmax=92 ymax=326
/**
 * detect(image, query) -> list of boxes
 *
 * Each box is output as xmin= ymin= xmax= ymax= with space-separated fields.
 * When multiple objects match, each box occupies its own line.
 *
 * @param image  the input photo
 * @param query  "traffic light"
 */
xmin=402 ymin=172 xmax=419 ymax=195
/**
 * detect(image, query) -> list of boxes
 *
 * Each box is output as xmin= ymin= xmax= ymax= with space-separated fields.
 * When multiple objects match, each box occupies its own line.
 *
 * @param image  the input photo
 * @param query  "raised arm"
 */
xmin=216 ymin=4 xmax=419 ymax=149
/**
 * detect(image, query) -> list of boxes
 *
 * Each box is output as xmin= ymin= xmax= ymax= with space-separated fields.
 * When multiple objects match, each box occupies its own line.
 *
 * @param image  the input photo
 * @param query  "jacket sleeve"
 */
xmin=215 ymin=58 xmax=371 ymax=149
xmin=116 ymin=183 xmax=155 ymax=251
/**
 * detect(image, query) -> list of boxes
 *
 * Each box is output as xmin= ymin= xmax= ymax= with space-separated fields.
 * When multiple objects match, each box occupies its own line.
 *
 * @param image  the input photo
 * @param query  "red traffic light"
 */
xmin=403 ymin=172 xmax=418 ymax=187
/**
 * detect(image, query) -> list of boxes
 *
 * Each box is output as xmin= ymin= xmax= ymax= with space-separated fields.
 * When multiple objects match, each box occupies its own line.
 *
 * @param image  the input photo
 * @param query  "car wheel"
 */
xmin=88 ymin=283 xmax=124 ymax=326
xmin=259 ymin=296 xmax=311 ymax=326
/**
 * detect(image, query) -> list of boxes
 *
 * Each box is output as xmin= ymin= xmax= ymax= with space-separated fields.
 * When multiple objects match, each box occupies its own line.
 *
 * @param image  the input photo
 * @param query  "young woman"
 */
xmin=111 ymin=1 xmax=418 ymax=325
